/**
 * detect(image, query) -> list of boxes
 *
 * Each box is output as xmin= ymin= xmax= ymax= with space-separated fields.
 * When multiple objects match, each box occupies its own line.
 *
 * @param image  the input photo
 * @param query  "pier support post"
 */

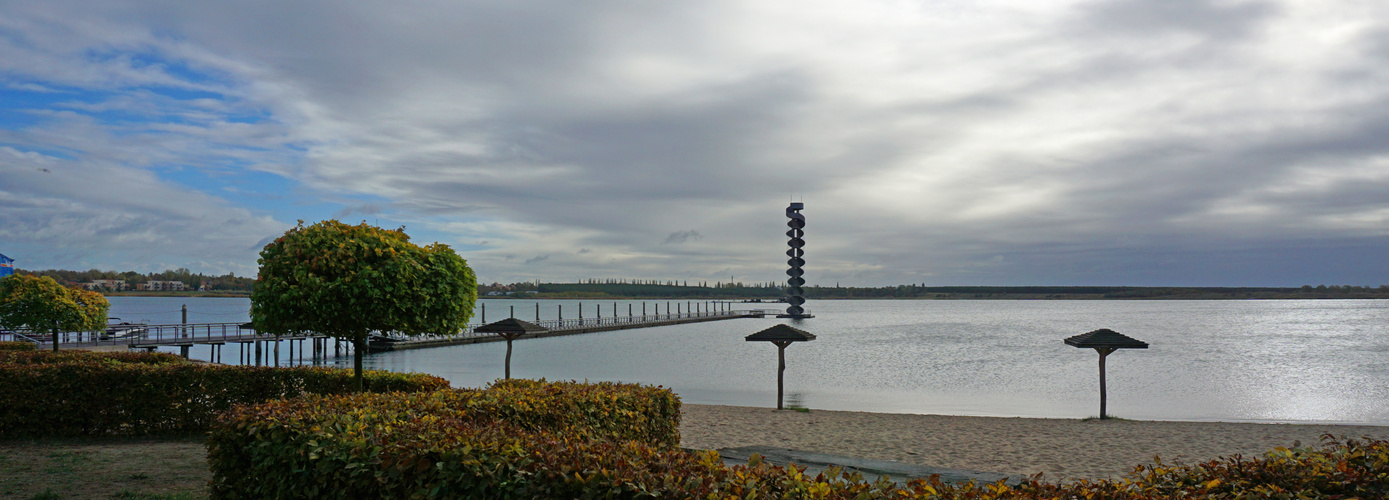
xmin=179 ymin=344 xmax=190 ymax=359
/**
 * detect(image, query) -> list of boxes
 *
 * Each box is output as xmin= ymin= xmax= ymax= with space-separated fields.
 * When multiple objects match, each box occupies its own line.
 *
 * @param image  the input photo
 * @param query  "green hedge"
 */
xmin=0 ymin=355 xmax=449 ymax=438
xmin=0 ymin=341 xmax=35 ymax=351
xmin=209 ymin=379 xmax=1389 ymax=499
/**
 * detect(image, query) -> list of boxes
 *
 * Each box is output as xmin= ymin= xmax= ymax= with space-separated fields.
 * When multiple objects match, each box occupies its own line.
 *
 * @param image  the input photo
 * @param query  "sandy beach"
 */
xmin=680 ymin=404 xmax=1389 ymax=481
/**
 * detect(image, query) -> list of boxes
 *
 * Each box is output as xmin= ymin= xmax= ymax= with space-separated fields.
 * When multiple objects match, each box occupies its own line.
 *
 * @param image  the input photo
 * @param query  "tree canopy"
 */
xmin=0 ymin=274 xmax=110 ymax=351
xmin=250 ymin=220 xmax=477 ymax=390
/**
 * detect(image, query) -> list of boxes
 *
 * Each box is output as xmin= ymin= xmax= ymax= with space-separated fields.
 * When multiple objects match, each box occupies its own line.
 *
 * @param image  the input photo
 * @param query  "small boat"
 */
xmin=102 ymin=318 xmax=149 ymax=340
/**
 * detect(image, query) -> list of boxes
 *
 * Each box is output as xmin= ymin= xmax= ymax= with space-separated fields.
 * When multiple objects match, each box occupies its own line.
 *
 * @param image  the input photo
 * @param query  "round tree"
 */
xmin=251 ymin=220 xmax=477 ymax=391
xmin=0 ymin=274 xmax=110 ymax=351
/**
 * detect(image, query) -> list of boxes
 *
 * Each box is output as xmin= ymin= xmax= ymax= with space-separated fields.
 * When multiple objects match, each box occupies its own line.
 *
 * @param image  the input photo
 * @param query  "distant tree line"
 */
xmin=476 ymin=281 xmax=1389 ymax=300
xmin=478 ymin=279 xmax=782 ymax=298
xmin=15 ymin=268 xmax=257 ymax=292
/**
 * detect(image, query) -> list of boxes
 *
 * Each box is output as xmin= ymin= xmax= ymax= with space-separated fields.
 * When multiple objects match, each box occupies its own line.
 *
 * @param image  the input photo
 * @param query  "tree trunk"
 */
xmin=51 ymin=324 xmax=59 ymax=352
xmin=354 ymin=336 xmax=366 ymax=393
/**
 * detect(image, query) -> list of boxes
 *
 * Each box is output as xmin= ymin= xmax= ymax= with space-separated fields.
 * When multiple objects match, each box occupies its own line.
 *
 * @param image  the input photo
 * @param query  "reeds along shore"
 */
xmin=678 ymin=404 xmax=1389 ymax=481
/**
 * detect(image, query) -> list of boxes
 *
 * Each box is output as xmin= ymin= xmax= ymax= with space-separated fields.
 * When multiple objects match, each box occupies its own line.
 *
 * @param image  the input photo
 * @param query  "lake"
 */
xmin=107 ymin=297 xmax=1389 ymax=425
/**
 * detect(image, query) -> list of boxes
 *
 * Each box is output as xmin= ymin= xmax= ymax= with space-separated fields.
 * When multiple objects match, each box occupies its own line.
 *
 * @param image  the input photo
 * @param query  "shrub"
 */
xmin=0 ymin=349 xmax=183 ymax=365
xmin=0 ymin=354 xmax=449 ymax=438
xmin=0 ymin=341 xmax=35 ymax=351
xmin=207 ymin=380 xmax=686 ymax=499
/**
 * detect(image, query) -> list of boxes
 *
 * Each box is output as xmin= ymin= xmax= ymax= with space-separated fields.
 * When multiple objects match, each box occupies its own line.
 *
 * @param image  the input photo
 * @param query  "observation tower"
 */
xmin=778 ymin=202 xmax=813 ymax=319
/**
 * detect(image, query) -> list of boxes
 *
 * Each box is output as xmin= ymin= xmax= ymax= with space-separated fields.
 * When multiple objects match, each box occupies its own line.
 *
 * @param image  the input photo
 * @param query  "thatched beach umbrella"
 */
xmin=1064 ymin=328 xmax=1148 ymax=420
xmin=746 ymin=324 xmax=816 ymax=410
xmin=475 ymin=318 xmax=548 ymax=379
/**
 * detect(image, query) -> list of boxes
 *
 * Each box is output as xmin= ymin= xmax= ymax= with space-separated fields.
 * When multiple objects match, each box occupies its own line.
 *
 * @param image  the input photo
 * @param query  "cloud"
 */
xmin=0 ymin=147 xmax=288 ymax=275
xmin=3 ymin=1 xmax=1389 ymax=286
xmin=1072 ymin=0 xmax=1280 ymax=40
xmin=524 ymin=255 xmax=550 ymax=265
xmin=662 ymin=230 xmax=703 ymax=245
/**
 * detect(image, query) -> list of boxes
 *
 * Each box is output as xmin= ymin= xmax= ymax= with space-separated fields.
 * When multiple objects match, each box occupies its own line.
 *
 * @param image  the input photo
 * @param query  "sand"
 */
xmin=679 ymin=404 xmax=1389 ymax=481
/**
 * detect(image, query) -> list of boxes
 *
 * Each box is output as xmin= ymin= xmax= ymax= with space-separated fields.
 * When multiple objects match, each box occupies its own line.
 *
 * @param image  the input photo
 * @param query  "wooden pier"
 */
xmin=372 ymin=309 xmax=775 ymax=352
xmin=2 ymin=309 xmax=778 ymax=363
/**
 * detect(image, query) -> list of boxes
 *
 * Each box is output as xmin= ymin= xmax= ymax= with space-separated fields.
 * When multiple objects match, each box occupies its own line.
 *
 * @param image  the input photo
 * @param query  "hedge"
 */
xmin=0 ymin=353 xmax=449 ymax=438
xmin=0 ymin=349 xmax=183 ymax=365
xmin=207 ymin=380 xmax=684 ymax=499
xmin=209 ymin=379 xmax=1389 ymax=499
xmin=0 ymin=341 xmax=35 ymax=351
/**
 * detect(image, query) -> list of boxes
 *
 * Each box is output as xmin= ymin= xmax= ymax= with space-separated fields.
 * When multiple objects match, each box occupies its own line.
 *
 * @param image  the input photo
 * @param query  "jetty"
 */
xmin=2 ymin=308 xmax=779 ymax=364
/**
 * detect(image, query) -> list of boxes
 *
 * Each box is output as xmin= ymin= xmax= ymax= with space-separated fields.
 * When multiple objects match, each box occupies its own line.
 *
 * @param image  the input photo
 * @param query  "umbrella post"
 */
xmin=474 ymin=319 xmax=549 ymax=382
xmin=1096 ymin=347 xmax=1115 ymax=419
xmin=746 ymin=325 xmax=816 ymax=411
xmin=774 ymin=340 xmax=790 ymax=409
xmin=505 ymin=336 xmax=516 ymax=377
xmin=1064 ymin=329 xmax=1147 ymax=421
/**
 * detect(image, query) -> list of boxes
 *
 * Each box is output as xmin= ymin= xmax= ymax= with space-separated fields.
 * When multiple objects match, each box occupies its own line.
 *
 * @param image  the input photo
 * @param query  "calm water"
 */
xmin=108 ymin=297 xmax=1389 ymax=425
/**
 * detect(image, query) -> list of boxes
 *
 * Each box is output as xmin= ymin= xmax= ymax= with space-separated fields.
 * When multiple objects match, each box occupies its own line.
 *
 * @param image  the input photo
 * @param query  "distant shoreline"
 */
xmin=101 ymin=291 xmax=250 ymax=298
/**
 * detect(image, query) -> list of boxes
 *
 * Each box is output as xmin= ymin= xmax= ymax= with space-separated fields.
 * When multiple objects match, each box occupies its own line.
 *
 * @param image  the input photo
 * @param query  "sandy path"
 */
xmin=679 ymin=404 xmax=1389 ymax=481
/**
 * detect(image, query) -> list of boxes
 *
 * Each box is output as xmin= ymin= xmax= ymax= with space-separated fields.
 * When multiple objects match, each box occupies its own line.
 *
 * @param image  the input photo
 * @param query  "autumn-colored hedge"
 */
xmin=0 ymin=355 xmax=449 ymax=438
xmin=0 ymin=341 xmax=35 ymax=351
xmin=209 ymin=379 xmax=1389 ymax=500
xmin=207 ymin=380 xmax=685 ymax=499
xmin=0 ymin=349 xmax=183 ymax=365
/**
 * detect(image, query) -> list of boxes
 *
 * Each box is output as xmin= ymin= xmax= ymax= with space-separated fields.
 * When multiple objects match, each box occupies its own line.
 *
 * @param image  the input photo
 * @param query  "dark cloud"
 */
xmin=1072 ymin=0 xmax=1279 ymax=40
xmin=662 ymin=230 xmax=703 ymax=245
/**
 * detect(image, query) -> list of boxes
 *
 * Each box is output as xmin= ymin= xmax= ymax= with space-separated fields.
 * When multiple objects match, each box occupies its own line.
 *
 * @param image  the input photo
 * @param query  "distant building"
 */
xmin=140 ymin=280 xmax=188 ymax=291
xmin=0 ymin=253 xmax=11 ymax=278
xmin=84 ymin=279 xmax=127 ymax=291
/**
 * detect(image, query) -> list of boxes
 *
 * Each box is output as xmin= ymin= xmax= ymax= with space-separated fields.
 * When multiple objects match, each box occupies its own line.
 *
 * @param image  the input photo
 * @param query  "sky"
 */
xmin=2 ymin=0 xmax=1388 ymax=287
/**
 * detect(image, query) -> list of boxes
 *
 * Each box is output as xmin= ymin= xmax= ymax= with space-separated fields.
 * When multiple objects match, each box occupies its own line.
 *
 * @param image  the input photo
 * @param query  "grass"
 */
xmin=1080 ymin=415 xmax=1135 ymax=422
xmin=0 ymin=437 xmax=208 ymax=499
